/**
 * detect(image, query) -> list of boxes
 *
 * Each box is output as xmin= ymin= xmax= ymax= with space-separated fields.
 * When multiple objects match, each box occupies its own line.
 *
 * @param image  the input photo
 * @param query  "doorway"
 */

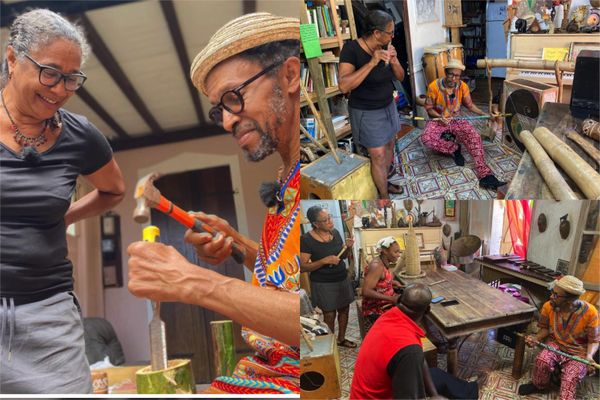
xmin=150 ymin=165 xmax=251 ymax=383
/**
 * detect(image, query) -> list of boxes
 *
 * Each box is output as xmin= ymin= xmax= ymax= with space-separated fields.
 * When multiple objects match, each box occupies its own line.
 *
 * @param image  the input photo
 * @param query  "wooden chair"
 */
xmin=422 ymin=337 xmax=438 ymax=368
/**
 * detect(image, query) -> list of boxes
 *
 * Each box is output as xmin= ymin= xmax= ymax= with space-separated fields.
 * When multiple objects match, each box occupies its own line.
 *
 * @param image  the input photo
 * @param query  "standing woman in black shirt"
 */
xmin=300 ymin=206 xmax=356 ymax=348
xmin=0 ymin=9 xmax=125 ymax=393
xmin=339 ymin=10 xmax=405 ymax=199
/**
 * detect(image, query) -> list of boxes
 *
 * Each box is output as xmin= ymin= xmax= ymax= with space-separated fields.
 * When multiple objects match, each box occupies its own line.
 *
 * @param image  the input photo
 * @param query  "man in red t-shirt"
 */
xmin=350 ymin=284 xmax=478 ymax=399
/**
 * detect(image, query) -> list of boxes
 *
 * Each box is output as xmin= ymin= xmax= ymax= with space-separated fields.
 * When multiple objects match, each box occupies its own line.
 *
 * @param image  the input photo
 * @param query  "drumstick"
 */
xmin=336 ymin=245 xmax=347 ymax=258
xmin=428 ymin=279 xmax=447 ymax=286
xmin=515 ymin=332 xmax=600 ymax=369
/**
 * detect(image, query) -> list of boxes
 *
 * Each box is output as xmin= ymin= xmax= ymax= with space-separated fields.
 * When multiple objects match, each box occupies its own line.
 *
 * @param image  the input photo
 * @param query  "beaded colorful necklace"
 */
xmin=1 ymin=90 xmax=49 ymax=148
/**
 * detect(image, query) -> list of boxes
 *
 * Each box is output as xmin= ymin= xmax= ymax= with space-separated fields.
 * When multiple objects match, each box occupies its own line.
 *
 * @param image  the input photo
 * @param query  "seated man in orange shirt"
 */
xmin=518 ymin=275 xmax=599 ymax=400
xmin=421 ymin=59 xmax=506 ymax=190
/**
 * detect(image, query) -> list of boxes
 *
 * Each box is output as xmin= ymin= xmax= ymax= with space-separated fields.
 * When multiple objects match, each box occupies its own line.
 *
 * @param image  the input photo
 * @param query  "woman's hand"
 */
xmin=322 ymin=255 xmax=341 ymax=266
xmin=388 ymin=44 xmax=399 ymax=64
xmin=345 ymin=238 xmax=354 ymax=248
xmin=370 ymin=49 xmax=391 ymax=66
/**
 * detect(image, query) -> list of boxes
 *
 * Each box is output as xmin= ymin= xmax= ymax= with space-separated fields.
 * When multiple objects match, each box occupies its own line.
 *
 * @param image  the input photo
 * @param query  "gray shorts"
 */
xmin=0 ymin=291 xmax=92 ymax=394
xmin=349 ymin=100 xmax=400 ymax=149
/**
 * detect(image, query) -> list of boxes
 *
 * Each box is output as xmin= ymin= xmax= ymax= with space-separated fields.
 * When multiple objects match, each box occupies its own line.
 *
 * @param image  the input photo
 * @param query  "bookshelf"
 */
xmin=300 ymin=0 xmax=357 ymax=149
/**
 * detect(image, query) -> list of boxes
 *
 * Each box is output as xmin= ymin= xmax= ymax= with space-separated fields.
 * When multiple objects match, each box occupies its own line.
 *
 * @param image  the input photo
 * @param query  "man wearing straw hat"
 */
xmin=128 ymin=12 xmax=300 ymax=395
xmin=518 ymin=275 xmax=599 ymax=399
xmin=421 ymin=59 xmax=506 ymax=190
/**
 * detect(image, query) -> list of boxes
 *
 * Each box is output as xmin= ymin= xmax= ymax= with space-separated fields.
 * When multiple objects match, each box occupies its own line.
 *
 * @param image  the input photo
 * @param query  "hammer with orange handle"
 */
xmin=133 ymin=172 xmax=246 ymax=264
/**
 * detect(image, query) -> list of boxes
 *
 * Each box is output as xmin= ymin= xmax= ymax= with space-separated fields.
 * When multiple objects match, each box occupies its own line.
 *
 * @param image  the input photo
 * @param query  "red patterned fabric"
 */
xmin=531 ymin=341 xmax=588 ymax=400
xmin=421 ymin=120 xmax=493 ymax=179
xmin=362 ymin=261 xmax=394 ymax=321
xmin=506 ymin=200 xmax=532 ymax=259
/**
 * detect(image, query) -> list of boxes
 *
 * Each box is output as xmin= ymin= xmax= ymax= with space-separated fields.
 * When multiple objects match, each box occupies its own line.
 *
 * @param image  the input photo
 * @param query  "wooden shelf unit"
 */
xmin=300 ymin=0 xmax=357 ymax=148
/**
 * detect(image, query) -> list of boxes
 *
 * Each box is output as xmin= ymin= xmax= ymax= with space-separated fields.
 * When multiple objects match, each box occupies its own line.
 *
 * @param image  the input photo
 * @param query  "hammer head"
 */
xmin=133 ymin=172 xmax=162 ymax=224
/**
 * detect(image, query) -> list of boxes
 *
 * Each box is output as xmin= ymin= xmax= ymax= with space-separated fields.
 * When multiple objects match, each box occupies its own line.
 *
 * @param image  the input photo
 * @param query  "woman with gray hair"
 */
xmin=0 ymin=9 xmax=125 ymax=393
xmin=339 ymin=10 xmax=405 ymax=199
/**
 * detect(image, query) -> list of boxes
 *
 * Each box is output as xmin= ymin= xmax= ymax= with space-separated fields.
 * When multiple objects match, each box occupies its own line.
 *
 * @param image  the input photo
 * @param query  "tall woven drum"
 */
xmin=399 ymin=217 xmax=426 ymax=279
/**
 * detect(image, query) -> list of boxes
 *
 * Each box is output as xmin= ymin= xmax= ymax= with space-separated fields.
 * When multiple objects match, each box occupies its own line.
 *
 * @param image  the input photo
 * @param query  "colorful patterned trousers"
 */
xmin=421 ymin=120 xmax=493 ymax=179
xmin=531 ymin=342 xmax=587 ymax=400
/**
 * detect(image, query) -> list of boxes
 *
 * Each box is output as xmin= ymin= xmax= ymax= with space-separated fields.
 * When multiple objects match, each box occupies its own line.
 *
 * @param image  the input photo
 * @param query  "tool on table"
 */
xmin=429 ymin=279 xmax=447 ymax=286
xmin=133 ymin=172 xmax=246 ymax=263
xmin=411 ymin=114 xmax=512 ymax=121
xmin=515 ymin=332 xmax=600 ymax=370
xmin=143 ymin=226 xmax=168 ymax=371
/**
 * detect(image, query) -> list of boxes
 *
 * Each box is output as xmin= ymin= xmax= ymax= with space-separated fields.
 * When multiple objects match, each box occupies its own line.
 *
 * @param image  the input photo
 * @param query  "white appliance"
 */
xmin=486 ymin=1 xmax=508 ymax=78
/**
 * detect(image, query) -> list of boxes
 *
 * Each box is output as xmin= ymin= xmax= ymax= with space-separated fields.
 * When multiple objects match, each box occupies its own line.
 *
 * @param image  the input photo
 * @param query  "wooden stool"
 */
xmin=422 ymin=337 xmax=438 ymax=368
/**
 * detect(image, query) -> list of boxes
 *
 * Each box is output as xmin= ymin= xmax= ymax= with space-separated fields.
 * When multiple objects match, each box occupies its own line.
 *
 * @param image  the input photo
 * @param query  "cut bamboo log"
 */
xmin=566 ymin=130 xmax=600 ymax=165
xmin=136 ymin=359 xmax=195 ymax=394
xmin=210 ymin=320 xmax=236 ymax=378
xmin=532 ymin=127 xmax=600 ymax=199
xmin=475 ymin=58 xmax=575 ymax=72
xmin=520 ymin=130 xmax=578 ymax=200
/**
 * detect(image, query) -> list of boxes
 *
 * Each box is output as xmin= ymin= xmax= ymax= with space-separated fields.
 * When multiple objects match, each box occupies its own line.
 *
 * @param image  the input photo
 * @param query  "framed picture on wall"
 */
xmin=569 ymin=42 xmax=600 ymax=62
xmin=444 ymin=200 xmax=456 ymax=219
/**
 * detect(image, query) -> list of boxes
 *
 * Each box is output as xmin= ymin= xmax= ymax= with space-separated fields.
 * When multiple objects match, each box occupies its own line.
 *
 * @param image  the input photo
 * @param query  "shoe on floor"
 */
xmin=388 ymin=183 xmax=404 ymax=195
xmin=468 ymin=371 xmax=488 ymax=388
xmin=518 ymin=382 xmax=541 ymax=395
xmin=453 ymin=145 xmax=465 ymax=166
xmin=479 ymin=174 xmax=507 ymax=190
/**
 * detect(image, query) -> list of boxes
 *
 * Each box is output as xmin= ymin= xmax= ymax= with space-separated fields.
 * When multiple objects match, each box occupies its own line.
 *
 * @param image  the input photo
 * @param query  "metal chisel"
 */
xmin=143 ymin=226 xmax=168 ymax=371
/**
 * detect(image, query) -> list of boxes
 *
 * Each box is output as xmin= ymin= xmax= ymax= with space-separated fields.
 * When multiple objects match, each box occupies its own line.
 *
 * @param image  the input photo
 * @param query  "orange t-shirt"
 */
xmin=539 ymin=300 xmax=600 ymax=357
xmin=424 ymin=79 xmax=473 ymax=118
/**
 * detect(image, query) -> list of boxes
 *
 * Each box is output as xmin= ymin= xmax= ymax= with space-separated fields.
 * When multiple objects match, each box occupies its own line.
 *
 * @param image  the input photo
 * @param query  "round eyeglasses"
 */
xmin=208 ymin=61 xmax=281 ymax=126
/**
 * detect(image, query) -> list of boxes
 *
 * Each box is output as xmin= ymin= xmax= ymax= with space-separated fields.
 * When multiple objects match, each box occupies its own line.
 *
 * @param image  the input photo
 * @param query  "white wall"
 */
xmin=469 ymin=201 xmax=494 ymax=255
xmin=406 ymin=0 xmax=448 ymax=96
xmin=528 ymin=201 xmax=585 ymax=272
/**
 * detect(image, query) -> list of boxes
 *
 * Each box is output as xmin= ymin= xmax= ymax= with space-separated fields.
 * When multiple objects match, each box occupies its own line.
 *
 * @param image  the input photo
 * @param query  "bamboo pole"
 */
xmin=566 ymin=129 xmax=600 ymax=165
xmin=514 ymin=332 xmax=600 ymax=369
xmin=532 ymin=127 xmax=600 ymax=199
xmin=210 ymin=320 xmax=236 ymax=378
xmin=300 ymin=124 xmax=329 ymax=153
xmin=475 ymin=58 xmax=575 ymax=72
xmin=519 ymin=130 xmax=578 ymax=200
xmin=300 ymin=81 xmax=341 ymax=164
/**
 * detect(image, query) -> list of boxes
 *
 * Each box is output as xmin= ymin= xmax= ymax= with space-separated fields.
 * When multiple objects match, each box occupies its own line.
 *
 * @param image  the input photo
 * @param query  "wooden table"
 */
xmin=398 ymin=266 xmax=536 ymax=378
xmin=507 ymin=102 xmax=598 ymax=199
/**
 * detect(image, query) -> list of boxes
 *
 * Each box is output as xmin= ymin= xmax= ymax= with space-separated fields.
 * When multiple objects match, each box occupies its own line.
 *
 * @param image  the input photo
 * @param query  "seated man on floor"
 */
xmin=350 ymin=283 xmax=481 ymax=400
xmin=421 ymin=59 xmax=506 ymax=190
xmin=519 ymin=275 xmax=599 ymax=400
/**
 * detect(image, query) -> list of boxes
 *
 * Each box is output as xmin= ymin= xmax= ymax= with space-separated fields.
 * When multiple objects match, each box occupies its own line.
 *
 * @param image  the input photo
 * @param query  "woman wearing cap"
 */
xmin=0 ymin=9 xmax=125 ymax=393
xmin=339 ymin=10 xmax=405 ymax=199
xmin=518 ymin=275 xmax=599 ymax=400
xmin=421 ymin=59 xmax=506 ymax=190
xmin=301 ymin=206 xmax=356 ymax=348
xmin=362 ymin=236 xmax=403 ymax=333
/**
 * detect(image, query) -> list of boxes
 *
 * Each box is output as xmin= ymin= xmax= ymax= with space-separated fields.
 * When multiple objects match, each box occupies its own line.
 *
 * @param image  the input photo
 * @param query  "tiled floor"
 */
xmin=335 ymin=303 xmax=600 ymax=399
xmin=390 ymin=107 xmax=521 ymax=200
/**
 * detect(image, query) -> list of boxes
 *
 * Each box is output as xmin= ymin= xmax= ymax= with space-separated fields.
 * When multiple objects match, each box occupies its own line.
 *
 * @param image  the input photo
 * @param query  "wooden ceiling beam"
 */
xmin=160 ymin=0 xmax=206 ymax=125
xmin=0 ymin=0 xmax=137 ymax=27
xmin=110 ymin=124 xmax=227 ymax=152
xmin=78 ymin=13 xmax=164 ymax=135
xmin=77 ymin=87 xmax=130 ymax=139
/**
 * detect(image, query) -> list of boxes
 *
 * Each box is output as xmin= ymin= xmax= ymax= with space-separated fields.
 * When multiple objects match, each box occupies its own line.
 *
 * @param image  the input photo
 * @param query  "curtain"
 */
xmin=506 ymin=200 xmax=532 ymax=258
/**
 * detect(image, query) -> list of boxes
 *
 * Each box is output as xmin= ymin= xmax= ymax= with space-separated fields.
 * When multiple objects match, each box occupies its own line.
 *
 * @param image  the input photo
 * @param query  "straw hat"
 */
xmin=190 ymin=12 xmax=300 ymax=95
xmin=451 ymin=235 xmax=481 ymax=257
xmin=445 ymin=58 xmax=466 ymax=71
xmin=555 ymin=275 xmax=585 ymax=296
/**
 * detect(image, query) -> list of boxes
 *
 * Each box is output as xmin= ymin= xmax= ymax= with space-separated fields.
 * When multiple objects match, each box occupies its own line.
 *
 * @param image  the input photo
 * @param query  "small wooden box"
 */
xmin=301 ymin=151 xmax=377 ymax=199
xmin=301 ymin=334 xmax=341 ymax=399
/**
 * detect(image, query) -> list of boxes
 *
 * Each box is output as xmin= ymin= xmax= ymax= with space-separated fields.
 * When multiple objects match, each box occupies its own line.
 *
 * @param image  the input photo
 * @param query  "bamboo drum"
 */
xmin=532 ymin=127 xmax=600 ymax=199
xmin=210 ymin=320 xmax=236 ymax=378
xmin=519 ymin=130 xmax=578 ymax=200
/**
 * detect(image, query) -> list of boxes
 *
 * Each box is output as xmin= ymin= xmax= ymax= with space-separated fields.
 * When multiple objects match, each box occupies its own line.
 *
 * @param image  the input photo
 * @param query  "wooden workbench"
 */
xmin=397 ymin=265 xmax=536 ymax=378
xmin=506 ymin=102 xmax=598 ymax=199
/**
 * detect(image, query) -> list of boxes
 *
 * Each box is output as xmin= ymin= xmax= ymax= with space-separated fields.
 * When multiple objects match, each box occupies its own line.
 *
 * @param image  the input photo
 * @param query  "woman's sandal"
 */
xmin=337 ymin=339 xmax=357 ymax=348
